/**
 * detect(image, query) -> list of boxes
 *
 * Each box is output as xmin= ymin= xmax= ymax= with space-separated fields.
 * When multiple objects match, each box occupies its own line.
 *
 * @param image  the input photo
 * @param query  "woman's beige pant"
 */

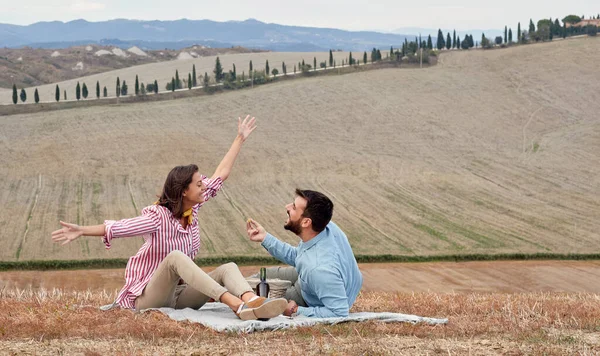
xmin=135 ymin=250 xmax=252 ymax=310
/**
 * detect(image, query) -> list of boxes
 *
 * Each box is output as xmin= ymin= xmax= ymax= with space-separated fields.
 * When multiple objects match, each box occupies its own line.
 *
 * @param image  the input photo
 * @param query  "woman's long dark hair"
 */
xmin=156 ymin=164 xmax=199 ymax=219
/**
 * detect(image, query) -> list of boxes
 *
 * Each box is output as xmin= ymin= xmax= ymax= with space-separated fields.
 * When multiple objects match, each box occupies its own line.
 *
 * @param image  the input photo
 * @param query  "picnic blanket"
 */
xmin=151 ymin=302 xmax=448 ymax=333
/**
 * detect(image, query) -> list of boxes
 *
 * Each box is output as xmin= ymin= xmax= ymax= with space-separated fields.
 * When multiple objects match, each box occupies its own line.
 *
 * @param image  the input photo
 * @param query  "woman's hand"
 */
xmin=238 ymin=115 xmax=257 ymax=142
xmin=51 ymin=221 xmax=83 ymax=245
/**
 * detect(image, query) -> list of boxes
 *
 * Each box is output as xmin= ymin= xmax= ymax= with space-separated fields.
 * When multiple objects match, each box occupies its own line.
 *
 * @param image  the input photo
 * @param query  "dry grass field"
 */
xmin=1 ymin=288 xmax=600 ymax=354
xmin=0 ymin=50 xmax=352 ymax=103
xmin=0 ymin=37 xmax=599 ymax=262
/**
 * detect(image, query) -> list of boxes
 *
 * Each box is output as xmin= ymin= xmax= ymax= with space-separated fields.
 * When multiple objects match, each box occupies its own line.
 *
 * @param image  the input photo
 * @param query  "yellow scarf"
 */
xmin=155 ymin=201 xmax=193 ymax=225
xmin=182 ymin=208 xmax=193 ymax=225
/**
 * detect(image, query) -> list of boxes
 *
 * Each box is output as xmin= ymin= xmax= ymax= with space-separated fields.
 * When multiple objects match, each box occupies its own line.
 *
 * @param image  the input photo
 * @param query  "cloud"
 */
xmin=70 ymin=1 xmax=106 ymax=12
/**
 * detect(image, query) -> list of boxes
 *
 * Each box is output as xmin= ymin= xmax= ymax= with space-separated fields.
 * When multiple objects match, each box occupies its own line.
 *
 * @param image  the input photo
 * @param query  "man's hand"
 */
xmin=246 ymin=218 xmax=267 ymax=243
xmin=283 ymin=300 xmax=298 ymax=317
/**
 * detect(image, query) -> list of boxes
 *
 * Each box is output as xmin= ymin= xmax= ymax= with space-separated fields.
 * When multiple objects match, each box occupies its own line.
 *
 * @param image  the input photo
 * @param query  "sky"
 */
xmin=1 ymin=0 xmax=598 ymax=32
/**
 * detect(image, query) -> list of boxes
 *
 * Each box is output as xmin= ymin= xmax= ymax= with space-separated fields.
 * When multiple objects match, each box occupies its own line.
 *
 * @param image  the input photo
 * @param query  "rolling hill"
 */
xmin=0 ymin=37 xmax=598 ymax=261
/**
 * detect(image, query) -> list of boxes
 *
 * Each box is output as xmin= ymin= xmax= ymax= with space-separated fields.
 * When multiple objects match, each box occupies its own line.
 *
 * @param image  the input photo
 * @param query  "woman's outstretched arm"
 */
xmin=211 ymin=115 xmax=257 ymax=181
xmin=51 ymin=221 xmax=104 ymax=245
xmin=52 ymin=208 xmax=160 ymax=249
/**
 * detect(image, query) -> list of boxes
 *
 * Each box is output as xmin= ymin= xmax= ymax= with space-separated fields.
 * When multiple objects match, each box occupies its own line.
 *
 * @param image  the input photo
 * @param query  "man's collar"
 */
xmin=298 ymin=227 xmax=328 ymax=251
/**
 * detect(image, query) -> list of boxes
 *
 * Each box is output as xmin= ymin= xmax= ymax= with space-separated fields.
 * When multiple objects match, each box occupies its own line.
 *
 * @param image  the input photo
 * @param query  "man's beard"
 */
xmin=284 ymin=217 xmax=302 ymax=235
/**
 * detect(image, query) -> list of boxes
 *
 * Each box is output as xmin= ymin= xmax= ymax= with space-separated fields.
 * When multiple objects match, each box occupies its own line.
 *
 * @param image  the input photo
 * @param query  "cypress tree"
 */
xmin=294 ymin=64 xmax=296 ymax=73
xmin=96 ymin=81 xmax=100 ymax=98
xmin=154 ymin=80 xmax=158 ymax=94
xmin=135 ymin=75 xmax=139 ymax=95
xmin=20 ymin=88 xmax=26 ymax=103
xmin=363 ymin=51 xmax=367 ymax=64
xmin=348 ymin=52 xmax=353 ymax=65
xmin=121 ymin=80 xmax=127 ymax=96
xmin=188 ymin=73 xmax=192 ymax=89
xmin=508 ymin=28 xmax=513 ymax=43
xmin=203 ymin=72 xmax=209 ymax=92
xmin=64 ymin=90 xmax=67 ymax=101
xmin=265 ymin=60 xmax=270 ymax=76
xmin=249 ymin=60 xmax=253 ymax=73
xmin=446 ymin=33 xmax=451 ymax=50
xmin=313 ymin=57 xmax=316 ymax=70
xmin=329 ymin=50 xmax=333 ymax=67
xmin=453 ymin=30 xmax=457 ymax=48
xmin=76 ymin=82 xmax=81 ymax=100
xmin=562 ymin=22 xmax=567 ymax=39
xmin=390 ymin=46 xmax=393 ymax=58
xmin=116 ymin=77 xmax=120 ymax=98
xmin=82 ymin=83 xmax=88 ymax=99
xmin=12 ymin=84 xmax=17 ymax=104
xmin=214 ymin=57 xmax=223 ymax=82
xmin=103 ymin=86 xmax=107 ymax=97
xmin=34 ymin=88 xmax=39 ymax=103
xmin=427 ymin=35 xmax=433 ymax=49
xmin=232 ymin=64 xmax=236 ymax=80
xmin=376 ymin=49 xmax=382 ymax=61
xmin=529 ymin=19 xmax=535 ymax=33
xmin=457 ymin=36 xmax=461 ymax=49
xmin=175 ymin=70 xmax=181 ymax=89
xmin=518 ymin=23 xmax=521 ymax=43
xmin=437 ymin=29 xmax=445 ymax=50
xmin=192 ymin=64 xmax=197 ymax=86
xmin=282 ymin=61 xmax=287 ymax=74
xmin=371 ymin=48 xmax=377 ymax=62
xmin=504 ymin=26 xmax=508 ymax=43
xmin=171 ymin=77 xmax=175 ymax=92
xmin=55 ymin=85 xmax=60 ymax=102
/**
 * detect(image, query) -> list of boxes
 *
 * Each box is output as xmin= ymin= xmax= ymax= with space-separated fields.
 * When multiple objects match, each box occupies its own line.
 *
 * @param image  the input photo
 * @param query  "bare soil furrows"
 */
xmin=0 ymin=37 xmax=598 ymax=260
xmin=4 ymin=261 xmax=600 ymax=295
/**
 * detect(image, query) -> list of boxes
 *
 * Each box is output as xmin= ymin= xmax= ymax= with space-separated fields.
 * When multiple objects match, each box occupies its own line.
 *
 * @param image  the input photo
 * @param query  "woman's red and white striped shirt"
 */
xmin=103 ymin=175 xmax=223 ymax=309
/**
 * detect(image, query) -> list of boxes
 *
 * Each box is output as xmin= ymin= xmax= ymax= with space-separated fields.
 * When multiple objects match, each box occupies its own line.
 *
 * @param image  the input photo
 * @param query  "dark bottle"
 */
xmin=256 ymin=267 xmax=270 ymax=297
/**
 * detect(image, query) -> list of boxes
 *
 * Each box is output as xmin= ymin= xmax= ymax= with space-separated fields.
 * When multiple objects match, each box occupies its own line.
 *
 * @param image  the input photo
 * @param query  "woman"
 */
xmin=51 ymin=115 xmax=287 ymax=320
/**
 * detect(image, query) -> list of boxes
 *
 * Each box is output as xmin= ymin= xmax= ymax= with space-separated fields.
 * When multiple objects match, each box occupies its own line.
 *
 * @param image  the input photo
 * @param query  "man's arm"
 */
xmin=261 ymin=233 xmax=297 ymax=267
xmin=247 ymin=219 xmax=297 ymax=266
xmin=296 ymin=266 xmax=349 ymax=318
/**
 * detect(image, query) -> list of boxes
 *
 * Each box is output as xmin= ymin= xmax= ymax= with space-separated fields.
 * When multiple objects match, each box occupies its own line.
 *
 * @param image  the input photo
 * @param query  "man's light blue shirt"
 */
xmin=261 ymin=222 xmax=363 ymax=318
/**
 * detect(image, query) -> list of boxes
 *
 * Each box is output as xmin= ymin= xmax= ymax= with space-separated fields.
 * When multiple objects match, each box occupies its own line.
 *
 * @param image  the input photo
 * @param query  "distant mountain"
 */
xmin=0 ymin=18 xmax=412 ymax=52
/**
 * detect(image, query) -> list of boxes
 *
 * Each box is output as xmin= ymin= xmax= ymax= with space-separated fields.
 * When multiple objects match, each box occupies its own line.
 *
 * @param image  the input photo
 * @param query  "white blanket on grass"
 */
xmin=150 ymin=302 xmax=448 ymax=333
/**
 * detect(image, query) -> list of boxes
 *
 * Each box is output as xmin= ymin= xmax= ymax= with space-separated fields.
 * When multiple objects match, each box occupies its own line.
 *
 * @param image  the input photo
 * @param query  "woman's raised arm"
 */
xmin=211 ymin=115 xmax=257 ymax=181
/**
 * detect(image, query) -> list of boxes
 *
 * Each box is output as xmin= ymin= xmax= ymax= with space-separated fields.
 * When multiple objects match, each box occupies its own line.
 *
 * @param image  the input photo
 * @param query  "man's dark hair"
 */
xmin=295 ymin=189 xmax=334 ymax=233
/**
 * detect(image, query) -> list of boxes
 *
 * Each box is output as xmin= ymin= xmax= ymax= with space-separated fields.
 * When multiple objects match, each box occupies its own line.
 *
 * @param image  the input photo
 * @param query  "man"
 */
xmin=246 ymin=189 xmax=363 ymax=318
